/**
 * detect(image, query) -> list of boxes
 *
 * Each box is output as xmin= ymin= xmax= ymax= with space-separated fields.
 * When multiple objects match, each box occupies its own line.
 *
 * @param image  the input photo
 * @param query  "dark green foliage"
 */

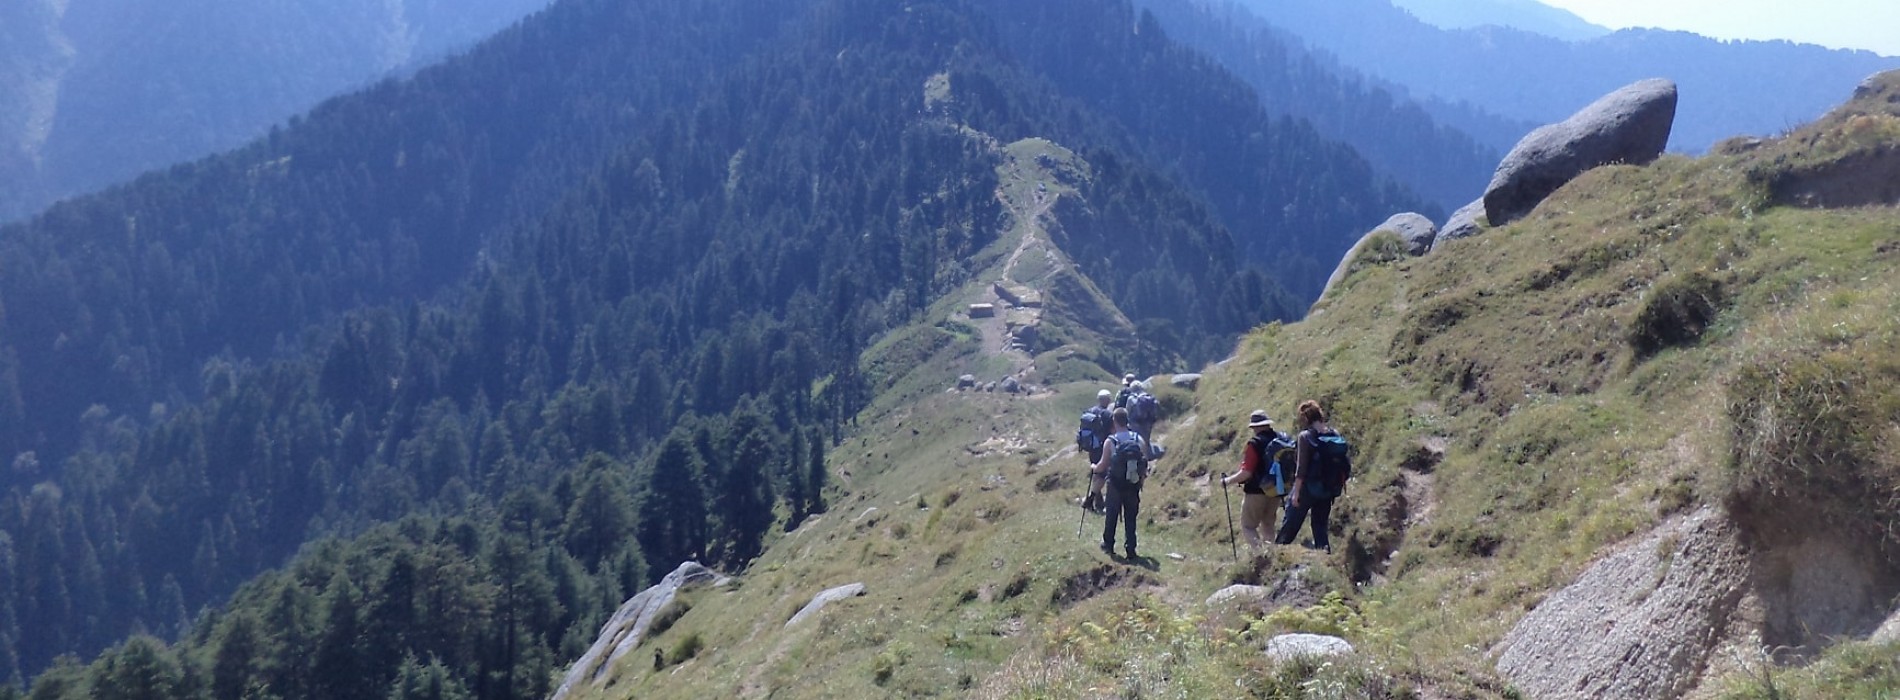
xmin=1630 ymin=271 xmax=1726 ymax=357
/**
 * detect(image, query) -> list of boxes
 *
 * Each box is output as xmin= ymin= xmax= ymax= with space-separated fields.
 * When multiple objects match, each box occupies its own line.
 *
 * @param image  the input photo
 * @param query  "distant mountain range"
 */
xmin=1223 ymin=0 xmax=1900 ymax=153
xmin=1392 ymin=0 xmax=1608 ymax=41
xmin=0 ymin=0 xmax=550 ymax=222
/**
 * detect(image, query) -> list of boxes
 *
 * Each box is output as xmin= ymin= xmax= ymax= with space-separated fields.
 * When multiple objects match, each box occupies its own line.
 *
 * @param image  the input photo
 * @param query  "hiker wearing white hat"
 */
xmin=1221 ymin=410 xmax=1294 ymax=553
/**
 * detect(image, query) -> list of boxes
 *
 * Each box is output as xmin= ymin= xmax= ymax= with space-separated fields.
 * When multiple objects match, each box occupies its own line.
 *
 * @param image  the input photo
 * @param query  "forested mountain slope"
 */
xmin=0 ymin=0 xmax=1427 ymax=692
xmin=0 ymin=0 xmax=551 ymax=222
xmin=1227 ymin=0 xmax=1900 ymax=154
xmin=1139 ymin=0 xmax=1502 ymax=212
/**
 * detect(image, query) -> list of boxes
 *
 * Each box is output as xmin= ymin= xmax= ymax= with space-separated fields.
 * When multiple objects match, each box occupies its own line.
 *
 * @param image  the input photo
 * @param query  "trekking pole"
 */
xmin=1220 ymin=473 xmax=1238 ymax=561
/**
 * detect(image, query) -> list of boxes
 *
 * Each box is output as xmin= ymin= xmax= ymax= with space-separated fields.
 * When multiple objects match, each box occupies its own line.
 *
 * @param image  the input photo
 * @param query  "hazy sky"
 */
xmin=1539 ymin=0 xmax=1900 ymax=57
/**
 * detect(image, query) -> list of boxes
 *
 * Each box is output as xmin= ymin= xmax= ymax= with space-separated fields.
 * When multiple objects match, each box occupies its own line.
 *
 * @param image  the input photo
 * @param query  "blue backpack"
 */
xmin=1075 ymin=407 xmax=1111 ymax=452
xmin=1128 ymin=392 xmax=1159 ymax=427
xmin=1247 ymin=433 xmax=1295 ymax=496
xmin=1303 ymin=428 xmax=1352 ymax=499
xmin=1109 ymin=431 xmax=1148 ymax=486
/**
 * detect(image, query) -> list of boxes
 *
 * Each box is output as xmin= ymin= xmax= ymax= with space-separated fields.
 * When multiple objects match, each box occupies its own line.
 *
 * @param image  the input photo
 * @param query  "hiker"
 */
xmin=1078 ymin=389 xmax=1114 ymax=513
xmin=1125 ymin=381 xmax=1160 ymax=452
xmin=1221 ymin=410 xmax=1293 ymax=552
xmin=1114 ymin=373 xmax=1139 ymax=408
xmin=1275 ymin=400 xmax=1351 ymax=553
xmin=1093 ymin=407 xmax=1150 ymax=559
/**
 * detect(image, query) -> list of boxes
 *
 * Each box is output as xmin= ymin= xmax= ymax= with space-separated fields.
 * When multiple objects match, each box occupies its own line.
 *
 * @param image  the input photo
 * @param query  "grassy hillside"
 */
xmin=566 ymin=75 xmax=1900 ymax=699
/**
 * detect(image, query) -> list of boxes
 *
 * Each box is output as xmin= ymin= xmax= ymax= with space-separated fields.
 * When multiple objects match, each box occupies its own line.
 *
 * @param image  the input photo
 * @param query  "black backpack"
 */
xmin=1109 ymin=430 xmax=1148 ymax=486
xmin=1075 ymin=407 xmax=1110 ymax=452
xmin=1303 ymin=428 xmax=1352 ymax=499
xmin=1246 ymin=433 xmax=1295 ymax=495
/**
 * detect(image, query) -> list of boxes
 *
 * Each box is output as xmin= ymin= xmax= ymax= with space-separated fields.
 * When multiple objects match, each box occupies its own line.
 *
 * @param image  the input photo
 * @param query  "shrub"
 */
xmin=666 ymin=632 xmax=703 ymax=665
xmin=1631 ymin=271 xmax=1726 ymax=357
xmin=647 ymin=599 xmax=691 ymax=638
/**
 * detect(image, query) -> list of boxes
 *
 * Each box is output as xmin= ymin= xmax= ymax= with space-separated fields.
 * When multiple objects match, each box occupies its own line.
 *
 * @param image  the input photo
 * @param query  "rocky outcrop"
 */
xmin=1483 ymin=78 xmax=1677 ymax=227
xmin=1169 ymin=373 xmax=1201 ymax=390
xmin=552 ymin=561 xmax=730 ymax=700
xmin=1433 ymin=199 xmax=1487 ymax=249
xmin=1265 ymin=634 xmax=1354 ymax=661
xmin=1495 ymin=508 xmax=1749 ymax=700
xmin=785 ymin=582 xmax=867 ymax=628
xmin=1318 ymin=214 xmax=1433 ymax=303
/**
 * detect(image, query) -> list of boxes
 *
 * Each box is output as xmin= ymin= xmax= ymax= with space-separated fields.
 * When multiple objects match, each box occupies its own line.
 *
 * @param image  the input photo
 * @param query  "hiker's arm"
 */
xmin=1290 ymin=432 xmax=1313 ymax=505
xmin=1092 ymin=439 xmax=1111 ymax=474
xmin=1223 ymin=443 xmax=1259 ymax=486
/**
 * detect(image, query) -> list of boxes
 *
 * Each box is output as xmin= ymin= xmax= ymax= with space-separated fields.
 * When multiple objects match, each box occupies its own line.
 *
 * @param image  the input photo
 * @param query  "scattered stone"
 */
xmin=1265 ymin=633 xmax=1354 ymax=661
xmin=1206 ymin=584 xmax=1270 ymax=608
xmin=785 ymin=583 xmax=867 ymax=628
xmin=1170 ymin=373 xmax=1202 ymax=390
xmin=1874 ymin=609 xmax=1900 ymax=644
xmin=1167 ymin=552 xmax=1185 ymax=561
xmin=958 ymin=374 xmax=977 ymax=389
xmin=968 ymin=303 xmax=996 ymax=318
xmin=1001 ymin=376 xmax=1021 ymax=393
xmin=983 ymin=381 xmax=997 ymax=392
xmin=551 ymin=562 xmax=730 ymax=700
xmin=1483 ymin=78 xmax=1678 ymax=227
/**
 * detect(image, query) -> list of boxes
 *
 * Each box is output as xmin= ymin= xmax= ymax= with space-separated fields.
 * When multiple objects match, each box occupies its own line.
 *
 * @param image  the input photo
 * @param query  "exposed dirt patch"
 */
xmin=1050 ymin=564 xmax=1156 ymax=608
xmin=1769 ymin=145 xmax=1900 ymax=208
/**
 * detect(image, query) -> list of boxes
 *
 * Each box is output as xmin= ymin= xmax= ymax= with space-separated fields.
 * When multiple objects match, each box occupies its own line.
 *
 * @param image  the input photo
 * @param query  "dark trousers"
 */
xmin=1102 ymin=481 xmax=1141 ymax=553
xmin=1275 ymin=494 xmax=1333 ymax=549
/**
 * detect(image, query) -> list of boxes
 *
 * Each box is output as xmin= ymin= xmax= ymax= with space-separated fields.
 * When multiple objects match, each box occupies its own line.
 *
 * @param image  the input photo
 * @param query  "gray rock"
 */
xmin=1319 ymin=212 xmax=1436 ymax=302
xmin=1001 ymin=376 xmax=1021 ymax=393
xmin=1434 ymin=199 xmax=1488 ymax=249
xmin=1265 ymin=633 xmax=1354 ymax=661
xmin=785 ymin=583 xmax=867 ymax=628
xmin=1484 ymin=78 xmax=1677 ymax=227
xmin=1205 ymin=584 xmax=1270 ymax=608
xmin=1170 ymin=373 xmax=1201 ymax=390
xmin=1380 ymin=212 xmax=1438 ymax=256
xmin=958 ymin=374 xmax=977 ymax=389
xmin=552 ymin=562 xmax=730 ymax=700
xmin=1874 ymin=608 xmax=1900 ymax=644
xmin=1495 ymin=508 xmax=1748 ymax=700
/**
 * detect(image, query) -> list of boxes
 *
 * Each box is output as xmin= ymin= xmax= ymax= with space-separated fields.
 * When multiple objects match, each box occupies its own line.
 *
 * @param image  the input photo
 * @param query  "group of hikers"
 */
xmin=1077 ymin=373 xmax=1350 ymax=560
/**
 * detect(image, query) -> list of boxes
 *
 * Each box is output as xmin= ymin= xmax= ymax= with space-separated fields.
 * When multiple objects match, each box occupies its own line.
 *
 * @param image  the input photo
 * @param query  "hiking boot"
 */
xmin=1099 ymin=542 xmax=1114 ymax=556
xmin=1123 ymin=547 xmax=1137 ymax=560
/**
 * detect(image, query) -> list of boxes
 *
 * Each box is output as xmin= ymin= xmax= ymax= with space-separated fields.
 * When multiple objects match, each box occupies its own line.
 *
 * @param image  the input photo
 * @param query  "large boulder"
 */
xmin=1169 ymin=373 xmax=1202 ymax=391
xmin=1381 ymin=212 xmax=1439 ymax=256
xmin=1484 ymin=79 xmax=1677 ymax=228
xmin=552 ymin=562 xmax=730 ymax=700
xmin=1205 ymin=584 xmax=1270 ymax=608
xmin=786 ymin=582 xmax=867 ymax=628
xmin=1495 ymin=508 xmax=1748 ymax=700
xmin=1433 ymin=199 xmax=1488 ymax=249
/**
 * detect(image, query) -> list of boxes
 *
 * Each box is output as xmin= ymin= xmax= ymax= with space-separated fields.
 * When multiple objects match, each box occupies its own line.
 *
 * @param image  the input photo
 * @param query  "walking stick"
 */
xmin=1220 ymin=473 xmax=1238 ymax=561
xmin=1077 ymin=475 xmax=1088 ymax=539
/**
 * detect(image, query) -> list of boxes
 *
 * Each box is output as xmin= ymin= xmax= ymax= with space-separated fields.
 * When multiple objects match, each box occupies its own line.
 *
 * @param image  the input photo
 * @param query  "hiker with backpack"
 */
xmin=1221 ymin=410 xmax=1294 ymax=553
xmin=1114 ymin=373 xmax=1139 ymax=408
xmin=1125 ymin=381 xmax=1160 ymax=454
xmin=1092 ymin=407 xmax=1150 ymax=559
xmin=1077 ymin=389 xmax=1115 ymax=513
xmin=1276 ymin=400 xmax=1350 ymax=552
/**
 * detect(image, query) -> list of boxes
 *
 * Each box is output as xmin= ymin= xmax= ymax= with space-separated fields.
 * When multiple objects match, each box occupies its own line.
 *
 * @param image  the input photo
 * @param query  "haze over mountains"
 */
xmin=1225 ymin=0 xmax=1900 ymax=153
xmin=0 ymin=0 xmax=550 ymax=221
